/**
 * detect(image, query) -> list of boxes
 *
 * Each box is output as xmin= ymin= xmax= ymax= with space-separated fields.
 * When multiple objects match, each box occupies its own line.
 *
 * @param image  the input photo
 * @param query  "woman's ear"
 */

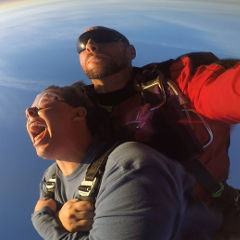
xmin=72 ymin=106 xmax=87 ymax=122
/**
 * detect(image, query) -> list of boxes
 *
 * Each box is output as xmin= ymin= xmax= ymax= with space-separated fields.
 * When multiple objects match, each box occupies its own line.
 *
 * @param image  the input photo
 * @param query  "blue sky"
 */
xmin=0 ymin=0 xmax=239 ymax=239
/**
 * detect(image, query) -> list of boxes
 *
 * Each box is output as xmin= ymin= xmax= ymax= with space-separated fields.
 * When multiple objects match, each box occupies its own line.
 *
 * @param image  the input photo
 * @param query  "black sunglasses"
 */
xmin=76 ymin=29 xmax=129 ymax=53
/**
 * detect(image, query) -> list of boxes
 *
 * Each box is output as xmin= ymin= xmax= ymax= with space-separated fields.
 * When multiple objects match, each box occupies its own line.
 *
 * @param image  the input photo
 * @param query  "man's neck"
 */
xmin=91 ymin=67 xmax=132 ymax=93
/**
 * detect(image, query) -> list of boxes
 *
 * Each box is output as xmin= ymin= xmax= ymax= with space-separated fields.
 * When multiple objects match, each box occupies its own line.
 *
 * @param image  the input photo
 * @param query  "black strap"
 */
xmin=85 ymin=143 xmax=118 ymax=181
xmin=77 ymin=141 xmax=122 ymax=202
xmin=43 ymin=142 xmax=122 ymax=202
xmin=183 ymin=158 xmax=224 ymax=197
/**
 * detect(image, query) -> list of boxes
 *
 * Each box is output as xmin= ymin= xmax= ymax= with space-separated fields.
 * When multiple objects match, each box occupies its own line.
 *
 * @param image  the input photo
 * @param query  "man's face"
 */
xmin=79 ymin=28 xmax=134 ymax=79
xmin=26 ymin=91 xmax=80 ymax=160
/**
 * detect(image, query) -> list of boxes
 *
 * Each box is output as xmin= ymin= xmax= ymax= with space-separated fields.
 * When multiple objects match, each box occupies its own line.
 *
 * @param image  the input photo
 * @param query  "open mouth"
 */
xmin=28 ymin=120 xmax=49 ymax=146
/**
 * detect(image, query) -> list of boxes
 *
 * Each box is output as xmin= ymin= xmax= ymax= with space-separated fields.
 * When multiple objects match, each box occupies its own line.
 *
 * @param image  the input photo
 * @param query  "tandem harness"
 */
xmin=43 ymin=142 xmax=121 ymax=203
xmin=44 ymin=52 xmax=240 ymax=237
xmin=132 ymin=53 xmax=240 ymax=238
xmin=137 ymin=65 xmax=223 ymax=197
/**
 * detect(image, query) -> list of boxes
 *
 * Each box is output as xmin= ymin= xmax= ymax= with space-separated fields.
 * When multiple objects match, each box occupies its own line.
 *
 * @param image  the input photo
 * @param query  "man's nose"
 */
xmin=85 ymin=38 xmax=99 ymax=53
xmin=25 ymin=107 xmax=38 ymax=118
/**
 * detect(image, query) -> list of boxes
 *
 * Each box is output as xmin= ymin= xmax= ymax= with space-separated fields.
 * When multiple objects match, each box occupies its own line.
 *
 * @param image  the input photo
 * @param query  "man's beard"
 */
xmin=84 ymin=56 xmax=128 ymax=79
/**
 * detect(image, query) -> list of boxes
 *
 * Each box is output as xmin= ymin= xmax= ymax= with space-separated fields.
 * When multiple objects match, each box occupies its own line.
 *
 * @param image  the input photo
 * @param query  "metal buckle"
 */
xmin=181 ymin=109 xmax=213 ymax=149
xmin=138 ymin=75 xmax=167 ymax=110
xmin=167 ymin=80 xmax=213 ymax=149
xmin=78 ymin=177 xmax=98 ymax=197
xmin=46 ymin=175 xmax=56 ymax=193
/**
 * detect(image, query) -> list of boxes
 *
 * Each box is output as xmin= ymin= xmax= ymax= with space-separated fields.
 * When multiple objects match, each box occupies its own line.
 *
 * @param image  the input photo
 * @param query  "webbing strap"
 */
xmin=137 ymin=69 xmax=224 ymax=198
xmin=43 ymin=142 xmax=121 ymax=201
xmin=183 ymin=158 xmax=224 ymax=197
xmin=84 ymin=145 xmax=116 ymax=181
xmin=77 ymin=141 xmax=122 ymax=202
xmin=44 ymin=174 xmax=56 ymax=199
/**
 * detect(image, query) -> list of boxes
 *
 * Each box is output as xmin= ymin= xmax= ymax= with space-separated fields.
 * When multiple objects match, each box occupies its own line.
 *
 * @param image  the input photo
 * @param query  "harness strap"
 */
xmin=77 ymin=141 xmax=122 ymax=202
xmin=136 ymin=70 xmax=224 ymax=198
xmin=44 ymin=174 xmax=56 ymax=199
xmin=43 ymin=142 xmax=121 ymax=202
xmin=184 ymin=158 xmax=224 ymax=197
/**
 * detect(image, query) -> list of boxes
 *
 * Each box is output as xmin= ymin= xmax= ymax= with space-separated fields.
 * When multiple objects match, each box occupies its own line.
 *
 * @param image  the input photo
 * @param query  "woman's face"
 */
xmin=25 ymin=90 xmax=78 ymax=160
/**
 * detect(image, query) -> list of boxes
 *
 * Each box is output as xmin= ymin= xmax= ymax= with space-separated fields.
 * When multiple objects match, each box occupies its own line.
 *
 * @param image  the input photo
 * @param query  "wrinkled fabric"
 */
xmin=32 ymin=142 xmax=220 ymax=240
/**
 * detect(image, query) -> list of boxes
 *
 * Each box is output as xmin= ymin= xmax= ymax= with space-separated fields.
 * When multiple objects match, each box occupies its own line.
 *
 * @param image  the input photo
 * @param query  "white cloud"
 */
xmin=0 ymin=0 xmax=237 ymax=36
xmin=0 ymin=0 xmax=239 ymax=42
xmin=0 ymin=0 xmax=239 ymax=57
xmin=0 ymin=70 xmax=46 ymax=91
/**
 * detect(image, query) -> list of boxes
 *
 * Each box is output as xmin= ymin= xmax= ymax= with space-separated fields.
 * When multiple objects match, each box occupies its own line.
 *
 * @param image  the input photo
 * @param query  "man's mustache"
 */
xmin=86 ymin=53 xmax=109 ymax=62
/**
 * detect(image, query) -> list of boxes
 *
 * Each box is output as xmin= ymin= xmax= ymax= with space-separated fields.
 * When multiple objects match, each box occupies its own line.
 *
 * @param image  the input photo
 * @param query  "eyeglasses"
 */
xmin=76 ymin=28 xmax=129 ymax=53
xmin=32 ymin=92 xmax=65 ymax=110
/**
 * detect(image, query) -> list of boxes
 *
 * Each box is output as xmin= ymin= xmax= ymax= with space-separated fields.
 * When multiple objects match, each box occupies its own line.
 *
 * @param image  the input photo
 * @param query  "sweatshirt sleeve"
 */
xmin=31 ymin=207 xmax=87 ymax=240
xmin=171 ymin=55 xmax=240 ymax=123
xmin=31 ymin=165 xmax=89 ymax=240
xmin=88 ymin=142 xmax=218 ymax=240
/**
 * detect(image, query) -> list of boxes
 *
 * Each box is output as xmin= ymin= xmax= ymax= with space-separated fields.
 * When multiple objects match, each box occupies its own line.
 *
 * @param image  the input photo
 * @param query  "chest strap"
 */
xmin=44 ymin=142 xmax=121 ymax=202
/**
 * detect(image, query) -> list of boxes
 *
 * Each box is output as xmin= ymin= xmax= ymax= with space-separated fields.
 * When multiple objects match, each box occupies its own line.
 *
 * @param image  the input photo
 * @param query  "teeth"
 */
xmin=30 ymin=121 xmax=46 ymax=128
xmin=34 ymin=128 xmax=48 ymax=145
xmin=28 ymin=121 xmax=47 ymax=141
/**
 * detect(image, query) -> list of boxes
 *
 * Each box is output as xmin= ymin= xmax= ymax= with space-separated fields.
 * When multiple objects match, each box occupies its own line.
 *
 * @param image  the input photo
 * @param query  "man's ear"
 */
xmin=72 ymin=106 xmax=87 ymax=122
xmin=128 ymin=45 xmax=136 ymax=60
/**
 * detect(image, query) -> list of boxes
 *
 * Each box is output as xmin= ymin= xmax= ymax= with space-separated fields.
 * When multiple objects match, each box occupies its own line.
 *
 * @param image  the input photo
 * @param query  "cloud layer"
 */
xmin=0 ymin=0 xmax=239 ymax=99
xmin=0 ymin=71 xmax=46 ymax=91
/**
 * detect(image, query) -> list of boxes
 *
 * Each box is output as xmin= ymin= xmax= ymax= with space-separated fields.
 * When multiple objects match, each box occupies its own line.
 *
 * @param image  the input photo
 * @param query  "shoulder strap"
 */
xmin=77 ymin=141 xmax=122 ymax=202
xmin=43 ymin=165 xmax=57 ymax=199
xmin=43 ymin=142 xmax=122 ymax=202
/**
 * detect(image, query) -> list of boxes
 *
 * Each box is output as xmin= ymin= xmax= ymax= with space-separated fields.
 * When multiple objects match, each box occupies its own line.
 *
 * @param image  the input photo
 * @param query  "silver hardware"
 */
xmin=78 ymin=177 xmax=98 ymax=197
xmin=138 ymin=75 xmax=167 ymax=110
xmin=46 ymin=175 xmax=56 ymax=193
xmin=182 ymin=109 xmax=213 ymax=149
xmin=166 ymin=80 xmax=213 ymax=149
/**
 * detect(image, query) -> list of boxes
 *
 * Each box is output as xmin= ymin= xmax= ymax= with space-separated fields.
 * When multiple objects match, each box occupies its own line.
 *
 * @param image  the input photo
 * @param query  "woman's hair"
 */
xmin=45 ymin=81 xmax=112 ymax=140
